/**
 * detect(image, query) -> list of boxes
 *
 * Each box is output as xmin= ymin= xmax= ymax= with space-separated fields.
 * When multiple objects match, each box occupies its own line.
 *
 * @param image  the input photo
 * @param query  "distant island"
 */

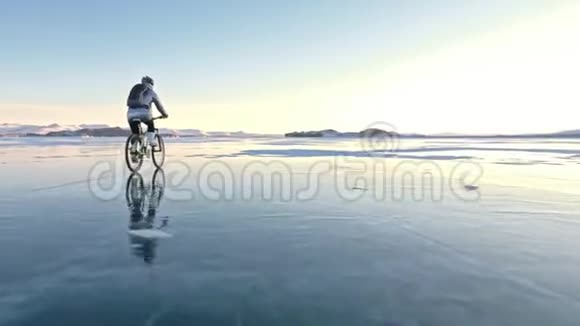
xmin=1 ymin=123 xmax=579 ymax=138
xmin=0 ymin=123 xmax=268 ymax=138
xmin=285 ymin=128 xmax=401 ymax=138
xmin=26 ymin=127 xmax=129 ymax=137
xmin=285 ymin=128 xmax=580 ymax=139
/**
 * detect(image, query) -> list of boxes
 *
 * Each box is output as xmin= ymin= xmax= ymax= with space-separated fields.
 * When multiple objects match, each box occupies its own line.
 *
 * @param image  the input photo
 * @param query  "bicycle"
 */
xmin=125 ymin=169 xmax=166 ymax=214
xmin=124 ymin=116 xmax=166 ymax=172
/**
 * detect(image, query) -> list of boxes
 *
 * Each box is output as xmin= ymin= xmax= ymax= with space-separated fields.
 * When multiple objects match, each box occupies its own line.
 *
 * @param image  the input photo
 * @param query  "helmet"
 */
xmin=141 ymin=76 xmax=154 ymax=87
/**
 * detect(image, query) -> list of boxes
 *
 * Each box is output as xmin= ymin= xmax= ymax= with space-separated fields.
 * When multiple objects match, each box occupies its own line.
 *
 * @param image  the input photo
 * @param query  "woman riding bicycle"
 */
xmin=126 ymin=76 xmax=169 ymax=147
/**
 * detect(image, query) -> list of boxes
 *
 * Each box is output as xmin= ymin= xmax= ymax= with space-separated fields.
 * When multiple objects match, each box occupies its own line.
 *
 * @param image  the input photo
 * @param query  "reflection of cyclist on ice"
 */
xmin=125 ymin=169 xmax=170 ymax=264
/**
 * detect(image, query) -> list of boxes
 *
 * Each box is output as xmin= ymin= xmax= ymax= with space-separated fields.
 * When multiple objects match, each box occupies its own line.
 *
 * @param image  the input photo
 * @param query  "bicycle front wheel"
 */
xmin=125 ymin=134 xmax=144 ymax=172
xmin=125 ymin=172 xmax=145 ymax=208
xmin=152 ymin=134 xmax=165 ymax=169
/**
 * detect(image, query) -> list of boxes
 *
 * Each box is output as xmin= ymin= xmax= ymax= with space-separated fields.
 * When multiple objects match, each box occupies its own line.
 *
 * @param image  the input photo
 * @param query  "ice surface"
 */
xmin=1 ymin=137 xmax=580 ymax=325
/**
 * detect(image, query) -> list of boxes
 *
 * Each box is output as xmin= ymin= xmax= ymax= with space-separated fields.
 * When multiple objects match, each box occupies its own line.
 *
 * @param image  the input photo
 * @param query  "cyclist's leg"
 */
xmin=128 ymin=120 xmax=141 ymax=134
xmin=146 ymin=120 xmax=155 ymax=132
xmin=127 ymin=111 xmax=149 ymax=162
xmin=127 ymin=109 xmax=144 ymax=139
xmin=145 ymin=120 xmax=157 ymax=146
xmin=126 ymin=119 xmax=142 ymax=162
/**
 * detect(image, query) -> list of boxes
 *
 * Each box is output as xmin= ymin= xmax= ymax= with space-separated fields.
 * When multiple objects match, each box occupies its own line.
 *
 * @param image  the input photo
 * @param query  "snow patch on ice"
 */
xmin=128 ymin=229 xmax=173 ymax=239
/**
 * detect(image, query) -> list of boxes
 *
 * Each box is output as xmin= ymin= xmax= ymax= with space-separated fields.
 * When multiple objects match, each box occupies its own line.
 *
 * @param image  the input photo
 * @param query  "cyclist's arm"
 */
xmin=151 ymin=91 xmax=168 ymax=117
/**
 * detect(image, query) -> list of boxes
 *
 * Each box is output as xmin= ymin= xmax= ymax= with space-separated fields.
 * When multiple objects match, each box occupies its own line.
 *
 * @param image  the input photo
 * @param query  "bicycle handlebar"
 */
xmin=152 ymin=116 xmax=167 ymax=121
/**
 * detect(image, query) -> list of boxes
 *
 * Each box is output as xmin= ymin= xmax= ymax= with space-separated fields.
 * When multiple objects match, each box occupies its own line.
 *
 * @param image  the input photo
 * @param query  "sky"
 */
xmin=0 ymin=0 xmax=579 ymax=134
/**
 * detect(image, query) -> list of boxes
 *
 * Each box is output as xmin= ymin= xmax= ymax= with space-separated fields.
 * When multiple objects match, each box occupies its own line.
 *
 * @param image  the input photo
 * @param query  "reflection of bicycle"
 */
xmin=125 ymin=169 xmax=166 ymax=207
xmin=125 ymin=116 xmax=166 ymax=172
xmin=125 ymin=169 xmax=169 ymax=264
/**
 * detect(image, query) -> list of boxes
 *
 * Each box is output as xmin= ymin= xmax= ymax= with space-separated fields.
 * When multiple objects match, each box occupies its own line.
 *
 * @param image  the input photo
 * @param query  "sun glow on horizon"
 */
xmin=220 ymin=2 xmax=580 ymax=135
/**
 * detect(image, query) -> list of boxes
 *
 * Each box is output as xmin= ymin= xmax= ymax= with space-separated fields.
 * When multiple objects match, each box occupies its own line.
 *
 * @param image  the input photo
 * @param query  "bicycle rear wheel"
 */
xmin=152 ymin=134 xmax=165 ymax=169
xmin=125 ymin=134 xmax=144 ymax=172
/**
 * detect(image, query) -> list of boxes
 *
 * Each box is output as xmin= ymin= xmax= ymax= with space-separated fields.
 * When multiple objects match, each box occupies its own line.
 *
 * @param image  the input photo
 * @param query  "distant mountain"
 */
xmin=285 ymin=130 xmax=337 ymax=137
xmin=0 ymin=123 xmax=274 ymax=138
xmin=285 ymin=128 xmax=580 ymax=138
xmin=285 ymin=128 xmax=401 ymax=138
xmin=42 ymin=127 xmax=129 ymax=137
xmin=552 ymin=129 xmax=580 ymax=136
xmin=2 ymin=123 xmax=579 ymax=139
xmin=0 ymin=123 xmax=80 ymax=136
xmin=78 ymin=124 xmax=110 ymax=129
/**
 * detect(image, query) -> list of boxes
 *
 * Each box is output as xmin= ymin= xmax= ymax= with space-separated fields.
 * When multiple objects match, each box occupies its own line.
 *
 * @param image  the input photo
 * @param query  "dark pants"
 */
xmin=129 ymin=120 xmax=155 ymax=135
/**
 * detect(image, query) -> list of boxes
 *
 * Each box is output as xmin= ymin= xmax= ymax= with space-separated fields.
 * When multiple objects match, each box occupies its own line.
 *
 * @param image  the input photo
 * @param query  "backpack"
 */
xmin=127 ymin=83 xmax=150 ymax=107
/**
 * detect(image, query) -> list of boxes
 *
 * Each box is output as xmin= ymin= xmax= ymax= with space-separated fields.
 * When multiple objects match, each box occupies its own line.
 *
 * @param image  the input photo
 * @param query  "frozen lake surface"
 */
xmin=1 ymin=136 xmax=580 ymax=325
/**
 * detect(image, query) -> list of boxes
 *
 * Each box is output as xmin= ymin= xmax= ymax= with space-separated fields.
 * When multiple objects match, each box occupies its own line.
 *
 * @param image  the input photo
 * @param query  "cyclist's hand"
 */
xmin=162 ymin=114 xmax=169 ymax=119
